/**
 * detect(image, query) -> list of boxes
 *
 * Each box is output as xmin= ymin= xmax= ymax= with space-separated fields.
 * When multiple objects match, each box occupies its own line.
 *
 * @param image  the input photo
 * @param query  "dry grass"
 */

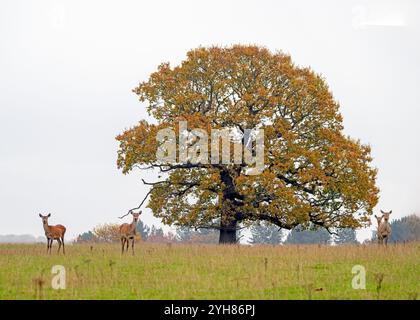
xmin=0 ymin=242 xmax=418 ymax=299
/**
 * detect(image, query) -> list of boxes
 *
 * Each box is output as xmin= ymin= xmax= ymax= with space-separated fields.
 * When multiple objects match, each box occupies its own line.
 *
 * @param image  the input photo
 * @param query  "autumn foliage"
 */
xmin=116 ymin=45 xmax=379 ymax=243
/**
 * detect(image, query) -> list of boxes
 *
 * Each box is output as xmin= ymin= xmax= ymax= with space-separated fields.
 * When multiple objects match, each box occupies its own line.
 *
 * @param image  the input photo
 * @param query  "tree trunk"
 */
xmin=219 ymin=220 xmax=237 ymax=244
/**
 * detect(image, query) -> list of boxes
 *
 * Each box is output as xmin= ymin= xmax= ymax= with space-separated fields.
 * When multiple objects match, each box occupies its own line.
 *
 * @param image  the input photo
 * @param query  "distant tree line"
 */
xmin=249 ymin=222 xmax=357 ymax=245
xmin=75 ymin=222 xmax=354 ymax=245
xmin=75 ymin=214 xmax=419 ymax=245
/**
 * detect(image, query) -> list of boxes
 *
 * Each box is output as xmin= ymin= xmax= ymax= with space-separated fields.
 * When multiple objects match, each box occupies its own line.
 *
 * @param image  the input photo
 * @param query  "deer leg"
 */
xmin=48 ymin=238 xmax=52 ymax=254
xmin=61 ymin=236 xmax=65 ymax=255
xmin=124 ymin=238 xmax=128 ymax=254
xmin=57 ymin=238 xmax=62 ymax=254
xmin=126 ymin=238 xmax=129 ymax=252
xmin=131 ymin=238 xmax=135 ymax=256
xmin=46 ymin=238 xmax=50 ymax=253
xmin=121 ymin=238 xmax=125 ymax=254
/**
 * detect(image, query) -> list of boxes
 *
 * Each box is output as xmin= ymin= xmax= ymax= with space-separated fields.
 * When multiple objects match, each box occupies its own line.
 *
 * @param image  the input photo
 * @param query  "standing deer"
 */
xmin=119 ymin=211 xmax=141 ymax=255
xmin=375 ymin=210 xmax=392 ymax=246
xmin=38 ymin=213 xmax=66 ymax=254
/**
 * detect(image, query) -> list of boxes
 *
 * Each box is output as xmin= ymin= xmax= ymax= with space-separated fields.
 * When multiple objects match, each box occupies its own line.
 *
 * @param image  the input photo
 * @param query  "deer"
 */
xmin=38 ymin=213 xmax=66 ymax=254
xmin=119 ymin=211 xmax=141 ymax=255
xmin=374 ymin=210 xmax=392 ymax=246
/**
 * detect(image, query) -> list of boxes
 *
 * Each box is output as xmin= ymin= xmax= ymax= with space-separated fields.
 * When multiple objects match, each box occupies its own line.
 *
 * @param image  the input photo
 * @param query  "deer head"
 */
xmin=380 ymin=210 xmax=392 ymax=222
xmin=131 ymin=211 xmax=141 ymax=223
xmin=39 ymin=213 xmax=51 ymax=225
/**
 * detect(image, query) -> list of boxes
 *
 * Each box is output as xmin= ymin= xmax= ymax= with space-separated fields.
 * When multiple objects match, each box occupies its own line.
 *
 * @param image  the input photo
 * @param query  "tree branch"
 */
xmin=118 ymin=188 xmax=153 ymax=219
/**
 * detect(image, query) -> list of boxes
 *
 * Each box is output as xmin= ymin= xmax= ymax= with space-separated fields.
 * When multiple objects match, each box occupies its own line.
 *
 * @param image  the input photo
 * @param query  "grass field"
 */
xmin=0 ymin=242 xmax=418 ymax=300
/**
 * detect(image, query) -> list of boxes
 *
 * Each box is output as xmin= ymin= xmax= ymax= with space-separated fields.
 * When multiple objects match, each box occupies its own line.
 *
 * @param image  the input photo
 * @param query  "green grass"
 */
xmin=0 ymin=242 xmax=418 ymax=299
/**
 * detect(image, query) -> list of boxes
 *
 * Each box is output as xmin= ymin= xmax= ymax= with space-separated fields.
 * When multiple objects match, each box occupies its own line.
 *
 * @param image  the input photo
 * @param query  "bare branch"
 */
xmin=141 ymin=179 xmax=166 ymax=186
xmin=118 ymin=188 xmax=153 ymax=219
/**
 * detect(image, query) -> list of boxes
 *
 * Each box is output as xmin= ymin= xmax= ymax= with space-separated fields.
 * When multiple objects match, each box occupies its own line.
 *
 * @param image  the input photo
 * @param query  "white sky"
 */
xmin=0 ymin=0 xmax=419 ymax=242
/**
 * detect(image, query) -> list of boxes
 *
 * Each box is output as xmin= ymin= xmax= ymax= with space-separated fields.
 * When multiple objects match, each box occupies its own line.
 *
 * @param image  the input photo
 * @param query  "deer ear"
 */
xmin=139 ymin=211 xmax=142 ymax=215
xmin=380 ymin=210 xmax=384 ymax=214
xmin=374 ymin=215 xmax=377 ymax=218
xmin=389 ymin=210 xmax=392 ymax=214
xmin=39 ymin=214 xmax=42 ymax=217
xmin=47 ymin=213 xmax=51 ymax=217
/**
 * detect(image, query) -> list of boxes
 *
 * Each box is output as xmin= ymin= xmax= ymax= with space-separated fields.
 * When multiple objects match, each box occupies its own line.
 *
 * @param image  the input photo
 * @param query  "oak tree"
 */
xmin=116 ymin=45 xmax=379 ymax=244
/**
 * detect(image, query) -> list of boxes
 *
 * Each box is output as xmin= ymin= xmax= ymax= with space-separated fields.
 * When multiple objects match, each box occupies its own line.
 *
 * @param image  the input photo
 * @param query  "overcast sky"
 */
xmin=1 ymin=0 xmax=419 ymax=241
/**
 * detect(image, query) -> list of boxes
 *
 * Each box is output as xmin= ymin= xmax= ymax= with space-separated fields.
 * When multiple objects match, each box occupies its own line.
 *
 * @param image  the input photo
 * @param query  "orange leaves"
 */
xmin=116 ymin=120 xmax=162 ymax=173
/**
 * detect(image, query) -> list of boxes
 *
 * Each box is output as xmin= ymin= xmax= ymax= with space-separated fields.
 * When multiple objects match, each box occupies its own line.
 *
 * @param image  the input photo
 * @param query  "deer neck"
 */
xmin=130 ymin=220 xmax=138 ymax=233
xmin=43 ymin=223 xmax=51 ymax=234
xmin=380 ymin=220 xmax=389 ymax=227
